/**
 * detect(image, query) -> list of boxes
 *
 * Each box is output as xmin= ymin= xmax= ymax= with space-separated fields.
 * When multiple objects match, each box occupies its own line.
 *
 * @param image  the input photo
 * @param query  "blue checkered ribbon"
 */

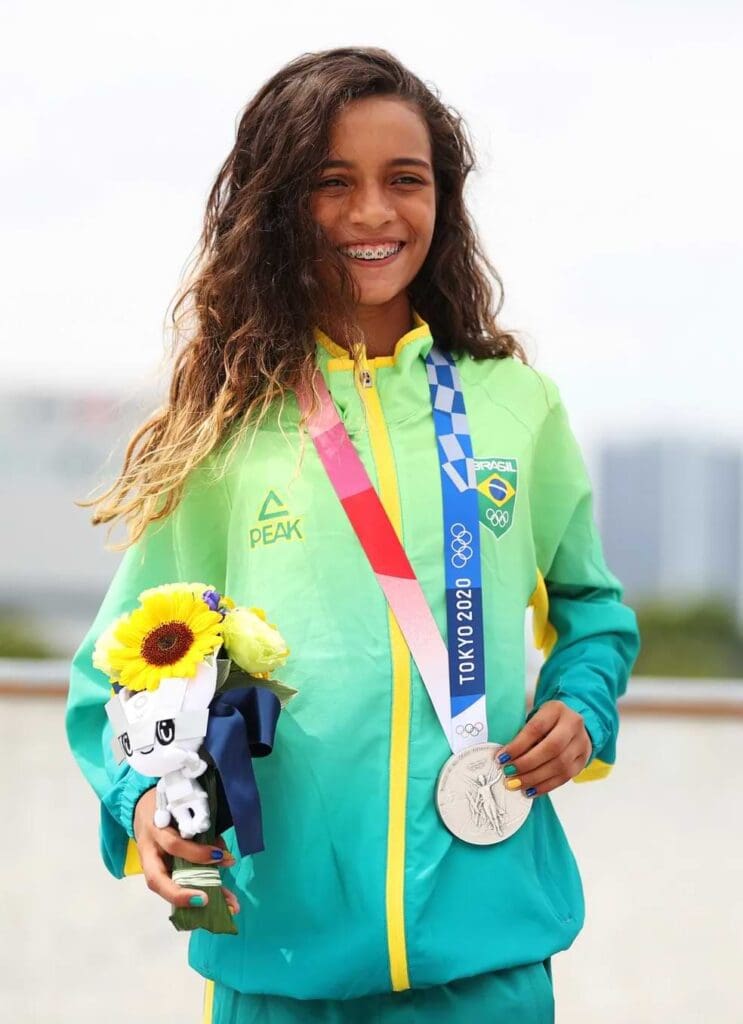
xmin=425 ymin=348 xmax=487 ymax=733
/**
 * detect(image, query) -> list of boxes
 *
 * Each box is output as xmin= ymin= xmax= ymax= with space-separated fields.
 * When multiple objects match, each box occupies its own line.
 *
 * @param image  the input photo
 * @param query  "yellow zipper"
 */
xmin=354 ymin=353 xmax=412 ymax=991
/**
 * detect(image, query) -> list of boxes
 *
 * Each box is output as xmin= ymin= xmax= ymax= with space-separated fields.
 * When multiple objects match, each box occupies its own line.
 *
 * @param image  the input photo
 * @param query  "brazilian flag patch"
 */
xmin=474 ymin=457 xmax=518 ymax=539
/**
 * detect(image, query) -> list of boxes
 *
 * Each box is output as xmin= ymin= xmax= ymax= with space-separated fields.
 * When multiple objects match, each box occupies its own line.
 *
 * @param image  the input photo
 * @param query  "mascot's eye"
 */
xmin=155 ymin=718 xmax=176 ymax=745
xmin=120 ymin=732 xmax=132 ymax=757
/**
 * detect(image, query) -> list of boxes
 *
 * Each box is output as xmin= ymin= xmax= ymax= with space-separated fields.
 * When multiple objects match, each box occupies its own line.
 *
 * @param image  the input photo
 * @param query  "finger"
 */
xmin=508 ymin=716 xmax=576 ymax=776
xmin=155 ymin=828 xmax=236 ymax=866
xmin=221 ymin=886 xmax=241 ymax=916
xmin=516 ymin=760 xmax=570 ymax=791
xmin=498 ymin=703 xmax=563 ymax=764
xmin=139 ymin=845 xmax=209 ymax=908
xmin=517 ymin=739 xmax=588 ymax=789
xmin=214 ymin=835 xmax=238 ymax=863
xmin=522 ymin=774 xmax=564 ymax=798
xmin=522 ymin=753 xmax=588 ymax=798
xmin=523 ymin=763 xmax=582 ymax=797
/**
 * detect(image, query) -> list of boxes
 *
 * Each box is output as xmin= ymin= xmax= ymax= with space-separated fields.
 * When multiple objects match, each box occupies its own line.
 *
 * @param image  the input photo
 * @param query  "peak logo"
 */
xmin=250 ymin=490 xmax=304 ymax=548
xmin=257 ymin=490 xmax=288 ymax=521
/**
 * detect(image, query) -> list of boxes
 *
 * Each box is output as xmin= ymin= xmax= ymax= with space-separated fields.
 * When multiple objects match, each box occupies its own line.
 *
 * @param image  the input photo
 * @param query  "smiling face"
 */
xmin=310 ymin=96 xmax=437 ymax=310
xmin=105 ymin=659 xmax=217 ymax=777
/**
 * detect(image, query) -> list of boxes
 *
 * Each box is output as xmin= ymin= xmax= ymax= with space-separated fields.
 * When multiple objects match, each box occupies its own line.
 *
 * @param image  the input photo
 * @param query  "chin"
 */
xmin=355 ymin=282 xmax=410 ymax=307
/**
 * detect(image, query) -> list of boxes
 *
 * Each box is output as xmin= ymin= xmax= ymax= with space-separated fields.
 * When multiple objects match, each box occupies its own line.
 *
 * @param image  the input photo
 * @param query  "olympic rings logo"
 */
xmin=450 ymin=523 xmax=473 ymax=569
xmin=455 ymin=721 xmax=484 ymax=737
xmin=486 ymin=508 xmax=510 ymax=528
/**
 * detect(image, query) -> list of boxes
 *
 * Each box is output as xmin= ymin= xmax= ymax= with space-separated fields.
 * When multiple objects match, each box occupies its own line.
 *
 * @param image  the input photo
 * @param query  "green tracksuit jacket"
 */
xmin=66 ymin=311 xmax=640 ymax=1000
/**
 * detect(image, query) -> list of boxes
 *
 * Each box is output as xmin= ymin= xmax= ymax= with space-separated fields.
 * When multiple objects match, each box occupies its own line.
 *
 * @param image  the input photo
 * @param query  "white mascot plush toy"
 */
xmin=105 ymin=656 xmax=218 ymax=838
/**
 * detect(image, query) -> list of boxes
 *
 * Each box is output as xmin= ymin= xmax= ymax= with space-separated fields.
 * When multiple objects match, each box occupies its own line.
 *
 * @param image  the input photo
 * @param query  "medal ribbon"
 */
xmin=424 ymin=350 xmax=487 ymax=745
xmin=297 ymin=348 xmax=487 ymax=753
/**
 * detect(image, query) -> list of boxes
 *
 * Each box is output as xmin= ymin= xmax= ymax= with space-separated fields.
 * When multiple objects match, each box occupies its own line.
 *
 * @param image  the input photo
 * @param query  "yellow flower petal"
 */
xmin=189 ymin=608 xmax=223 ymax=634
xmin=104 ymin=588 xmax=224 ymax=692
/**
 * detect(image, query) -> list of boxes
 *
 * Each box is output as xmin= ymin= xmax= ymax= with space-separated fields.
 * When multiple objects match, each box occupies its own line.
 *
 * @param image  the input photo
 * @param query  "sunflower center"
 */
xmin=141 ymin=621 xmax=195 ymax=666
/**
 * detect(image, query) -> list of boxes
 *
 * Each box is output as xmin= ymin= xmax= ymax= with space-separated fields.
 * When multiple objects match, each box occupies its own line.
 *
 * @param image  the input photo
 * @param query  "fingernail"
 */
xmin=525 ymin=787 xmax=537 ymax=797
xmin=497 ymin=752 xmax=511 ymax=764
xmin=210 ymin=849 xmax=224 ymax=861
xmin=505 ymin=778 xmax=522 ymax=790
xmin=228 ymin=906 xmax=236 ymax=915
xmin=189 ymin=895 xmax=206 ymax=907
xmin=503 ymin=764 xmax=518 ymax=777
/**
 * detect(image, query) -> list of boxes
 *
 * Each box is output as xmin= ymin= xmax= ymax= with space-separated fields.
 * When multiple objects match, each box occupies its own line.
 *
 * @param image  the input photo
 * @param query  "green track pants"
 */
xmin=208 ymin=959 xmax=554 ymax=1023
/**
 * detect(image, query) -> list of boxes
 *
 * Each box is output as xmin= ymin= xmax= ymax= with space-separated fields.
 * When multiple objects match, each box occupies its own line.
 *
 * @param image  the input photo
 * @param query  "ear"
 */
xmin=181 ymin=656 xmax=218 ymax=711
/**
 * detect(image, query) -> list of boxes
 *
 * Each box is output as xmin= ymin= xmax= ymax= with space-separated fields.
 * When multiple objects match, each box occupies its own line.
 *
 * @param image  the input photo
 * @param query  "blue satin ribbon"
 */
xmin=203 ymin=685 xmax=281 ymax=856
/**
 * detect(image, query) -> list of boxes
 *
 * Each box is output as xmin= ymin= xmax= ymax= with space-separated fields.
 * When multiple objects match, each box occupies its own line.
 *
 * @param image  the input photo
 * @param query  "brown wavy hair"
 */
xmin=84 ymin=45 xmax=527 ymax=548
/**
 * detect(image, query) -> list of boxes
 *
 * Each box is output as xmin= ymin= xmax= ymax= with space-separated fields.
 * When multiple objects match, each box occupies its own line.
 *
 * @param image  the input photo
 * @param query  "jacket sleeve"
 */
xmin=527 ymin=374 xmax=640 ymax=783
xmin=65 ymin=459 xmax=231 ymax=877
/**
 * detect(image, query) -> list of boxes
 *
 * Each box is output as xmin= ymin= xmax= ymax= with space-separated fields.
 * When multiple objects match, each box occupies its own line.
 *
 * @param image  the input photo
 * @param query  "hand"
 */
xmin=133 ymin=788 xmax=240 ymax=913
xmin=497 ymin=700 xmax=592 ymax=798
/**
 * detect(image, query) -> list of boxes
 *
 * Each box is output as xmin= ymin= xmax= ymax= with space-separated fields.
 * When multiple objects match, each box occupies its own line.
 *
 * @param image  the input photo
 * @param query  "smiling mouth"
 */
xmin=139 ymin=745 xmax=154 ymax=755
xmin=337 ymin=241 xmax=406 ymax=262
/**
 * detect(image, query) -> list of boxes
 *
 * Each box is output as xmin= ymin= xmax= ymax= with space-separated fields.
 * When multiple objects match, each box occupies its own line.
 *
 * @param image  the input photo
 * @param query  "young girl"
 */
xmin=66 ymin=46 xmax=640 ymax=1024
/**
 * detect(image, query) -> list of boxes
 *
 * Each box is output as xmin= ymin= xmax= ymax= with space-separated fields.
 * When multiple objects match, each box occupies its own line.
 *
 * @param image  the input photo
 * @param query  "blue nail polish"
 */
xmin=210 ymin=849 xmax=224 ymax=861
xmin=497 ymin=752 xmax=511 ymax=764
xmin=189 ymin=895 xmax=205 ymax=907
xmin=525 ymin=787 xmax=537 ymax=797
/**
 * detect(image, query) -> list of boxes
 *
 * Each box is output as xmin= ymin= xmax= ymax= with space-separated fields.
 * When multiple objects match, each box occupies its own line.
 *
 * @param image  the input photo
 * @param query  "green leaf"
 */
xmin=218 ymin=664 xmax=298 ymax=707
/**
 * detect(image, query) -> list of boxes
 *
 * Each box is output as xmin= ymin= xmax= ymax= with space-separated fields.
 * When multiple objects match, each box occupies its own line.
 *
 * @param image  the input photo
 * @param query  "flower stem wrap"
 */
xmin=169 ymin=771 xmax=236 ymax=935
xmin=203 ymin=685 xmax=281 ymax=856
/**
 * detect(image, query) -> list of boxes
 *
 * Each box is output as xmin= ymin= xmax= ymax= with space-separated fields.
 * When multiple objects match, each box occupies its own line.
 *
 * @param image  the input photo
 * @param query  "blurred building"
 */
xmin=0 ymin=390 xmax=152 ymax=652
xmin=598 ymin=438 xmax=743 ymax=621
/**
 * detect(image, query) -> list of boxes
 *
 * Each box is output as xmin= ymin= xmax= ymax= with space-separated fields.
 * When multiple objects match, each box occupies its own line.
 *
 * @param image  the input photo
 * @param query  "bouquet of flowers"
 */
xmin=93 ymin=583 xmax=295 ymax=936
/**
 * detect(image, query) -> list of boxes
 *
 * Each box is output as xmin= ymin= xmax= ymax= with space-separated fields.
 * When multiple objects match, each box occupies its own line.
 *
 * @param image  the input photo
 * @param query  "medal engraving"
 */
xmin=435 ymin=742 xmax=531 ymax=845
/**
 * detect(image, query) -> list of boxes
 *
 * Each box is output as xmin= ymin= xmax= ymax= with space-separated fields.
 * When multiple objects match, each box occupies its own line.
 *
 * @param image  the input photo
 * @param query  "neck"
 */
xmin=358 ymin=295 xmax=414 ymax=358
xmin=324 ymin=294 xmax=414 ymax=359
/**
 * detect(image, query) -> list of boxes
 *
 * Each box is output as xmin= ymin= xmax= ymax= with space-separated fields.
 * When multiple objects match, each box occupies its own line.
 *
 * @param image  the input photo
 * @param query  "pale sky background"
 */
xmin=2 ymin=0 xmax=741 ymax=447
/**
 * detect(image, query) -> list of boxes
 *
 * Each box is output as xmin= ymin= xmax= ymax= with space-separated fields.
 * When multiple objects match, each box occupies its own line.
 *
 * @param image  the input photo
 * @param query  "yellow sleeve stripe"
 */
xmin=202 ymin=980 xmax=214 ymax=1024
xmin=528 ymin=571 xmax=557 ymax=658
xmin=528 ymin=571 xmax=613 ymax=784
xmin=123 ymin=838 xmax=144 ymax=876
xmin=573 ymin=758 xmax=613 ymax=782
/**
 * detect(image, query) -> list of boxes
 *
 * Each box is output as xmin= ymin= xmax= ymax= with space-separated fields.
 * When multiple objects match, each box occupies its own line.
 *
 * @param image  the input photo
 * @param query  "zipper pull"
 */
xmin=356 ymin=347 xmax=374 ymax=389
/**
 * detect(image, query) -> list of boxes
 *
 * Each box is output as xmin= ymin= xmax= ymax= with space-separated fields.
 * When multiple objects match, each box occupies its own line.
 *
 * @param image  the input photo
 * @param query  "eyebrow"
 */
xmin=320 ymin=157 xmax=432 ymax=171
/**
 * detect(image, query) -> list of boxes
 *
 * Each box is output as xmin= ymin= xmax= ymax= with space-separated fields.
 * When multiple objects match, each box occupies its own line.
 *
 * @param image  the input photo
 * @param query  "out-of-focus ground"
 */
xmin=2 ymin=697 xmax=741 ymax=1024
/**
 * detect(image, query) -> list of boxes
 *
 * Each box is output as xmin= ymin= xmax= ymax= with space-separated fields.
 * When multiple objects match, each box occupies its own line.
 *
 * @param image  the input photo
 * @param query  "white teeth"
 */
xmin=339 ymin=242 xmax=403 ymax=261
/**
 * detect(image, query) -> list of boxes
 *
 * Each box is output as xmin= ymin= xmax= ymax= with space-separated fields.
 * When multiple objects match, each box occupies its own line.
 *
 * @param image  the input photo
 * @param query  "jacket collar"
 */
xmin=313 ymin=309 xmax=434 ymax=374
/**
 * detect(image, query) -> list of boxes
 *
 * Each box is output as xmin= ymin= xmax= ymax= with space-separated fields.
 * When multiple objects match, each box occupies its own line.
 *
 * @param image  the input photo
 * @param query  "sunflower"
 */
xmin=107 ymin=590 xmax=224 ymax=692
xmin=92 ymin=613 xmax=128 ymax=681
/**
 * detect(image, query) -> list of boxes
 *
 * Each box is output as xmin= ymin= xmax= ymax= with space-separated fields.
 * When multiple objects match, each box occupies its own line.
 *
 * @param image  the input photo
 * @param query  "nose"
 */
xmin=347 ymin=181 xmax=394 ymax=229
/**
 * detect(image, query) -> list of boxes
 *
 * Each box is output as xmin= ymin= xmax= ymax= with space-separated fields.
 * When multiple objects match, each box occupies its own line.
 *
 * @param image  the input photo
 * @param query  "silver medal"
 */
xmin=435 ymin=742 xmax=532 ymax=845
